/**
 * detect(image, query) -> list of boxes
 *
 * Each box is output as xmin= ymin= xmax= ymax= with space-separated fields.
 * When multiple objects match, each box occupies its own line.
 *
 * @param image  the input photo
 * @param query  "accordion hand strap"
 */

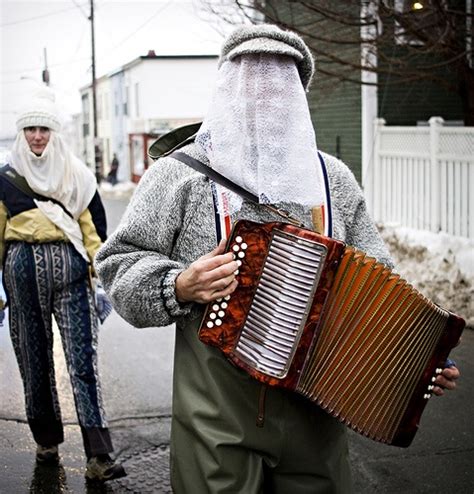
xmin=169 ymin=151 xmax=304 ymax=227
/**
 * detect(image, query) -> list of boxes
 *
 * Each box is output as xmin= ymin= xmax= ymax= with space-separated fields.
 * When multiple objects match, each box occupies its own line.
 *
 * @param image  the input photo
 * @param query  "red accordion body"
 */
xmin=198 ymin=220 xmax=465 ymax=447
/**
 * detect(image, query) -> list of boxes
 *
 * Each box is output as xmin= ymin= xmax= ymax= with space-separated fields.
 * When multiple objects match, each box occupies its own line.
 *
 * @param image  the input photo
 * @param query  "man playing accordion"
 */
xmin=95 ymin=24 xmax=460 ymax=494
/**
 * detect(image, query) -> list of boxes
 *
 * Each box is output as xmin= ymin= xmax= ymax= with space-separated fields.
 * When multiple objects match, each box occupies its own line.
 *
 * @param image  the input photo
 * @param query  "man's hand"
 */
xmin=175 ymin=239 xmax=239 ymax=304
xmin=432 ymin=364 xmax=460 ymax=396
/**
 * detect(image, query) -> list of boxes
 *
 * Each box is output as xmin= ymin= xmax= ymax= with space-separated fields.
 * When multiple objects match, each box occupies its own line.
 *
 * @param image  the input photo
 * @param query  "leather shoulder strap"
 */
xmin=169 ymin=152 xmax=304 ymax=227
xmin=170 ymin=151 xmax=259 ymax=203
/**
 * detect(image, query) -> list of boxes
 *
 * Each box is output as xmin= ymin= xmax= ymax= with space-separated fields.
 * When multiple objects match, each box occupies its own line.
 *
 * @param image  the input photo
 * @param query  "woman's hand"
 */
xmin=175 ymin=239 xmax=239 ymax=304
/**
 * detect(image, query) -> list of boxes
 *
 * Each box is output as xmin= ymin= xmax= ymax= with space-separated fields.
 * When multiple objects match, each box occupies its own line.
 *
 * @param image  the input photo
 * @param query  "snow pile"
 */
xmin=99 ymin=181 xmax=136 ymax=199
xmin=378 ymin=224 xmax=474 ymax=329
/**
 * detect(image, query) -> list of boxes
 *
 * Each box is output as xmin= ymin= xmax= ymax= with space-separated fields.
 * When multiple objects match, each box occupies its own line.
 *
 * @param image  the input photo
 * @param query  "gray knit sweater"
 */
xmin=95 ymin=143 xmax=393 ymax=329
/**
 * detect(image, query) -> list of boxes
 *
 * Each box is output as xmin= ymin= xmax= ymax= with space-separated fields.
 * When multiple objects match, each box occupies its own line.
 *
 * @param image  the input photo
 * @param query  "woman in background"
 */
xmin=0 ymin=88 xmax=125 ymax=483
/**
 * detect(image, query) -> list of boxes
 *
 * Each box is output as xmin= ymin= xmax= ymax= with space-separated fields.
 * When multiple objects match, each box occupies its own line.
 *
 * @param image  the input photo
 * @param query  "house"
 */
xmin=80 ymin=51 xmax=218 ymax=182
xmin=240 ymin=1 xmax=468 ymax=184
xmin=228 ymin=1 xmax=473 ymax=240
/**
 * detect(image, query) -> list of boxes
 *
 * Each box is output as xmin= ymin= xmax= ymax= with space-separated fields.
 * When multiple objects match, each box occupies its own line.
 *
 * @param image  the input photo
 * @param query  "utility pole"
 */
xmin=42 ymin=47 xmax=50 ymax=86
xmin=90 ymin=0 xmax=101 ymax=183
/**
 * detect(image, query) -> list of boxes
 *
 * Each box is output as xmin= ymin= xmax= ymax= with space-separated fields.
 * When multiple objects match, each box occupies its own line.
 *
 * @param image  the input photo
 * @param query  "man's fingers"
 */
xmin=192 ymin=255 xmax=237 ymax=283
xmin=208 ymin=279 xmax=239 ymax=302
xmin=200 ymin=239 xmax=228 ymax=260
xmin=209 ymin=273 xmax=237 ymax=292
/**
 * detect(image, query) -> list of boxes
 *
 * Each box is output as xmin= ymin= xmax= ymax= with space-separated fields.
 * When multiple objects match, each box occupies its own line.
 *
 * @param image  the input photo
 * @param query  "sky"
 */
xmin=0 ymin=0 xmax=232 ymax=139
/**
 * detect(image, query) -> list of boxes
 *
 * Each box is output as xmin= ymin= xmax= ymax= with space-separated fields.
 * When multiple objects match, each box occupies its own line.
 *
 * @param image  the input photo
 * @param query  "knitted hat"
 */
xmin=16 ymin=86 xmax=61 ymax=132
xmin=219 ymin=24 xmax=315 ymax=90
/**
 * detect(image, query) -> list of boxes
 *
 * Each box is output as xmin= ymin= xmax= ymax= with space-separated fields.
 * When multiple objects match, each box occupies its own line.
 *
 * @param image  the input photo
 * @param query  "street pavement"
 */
xmin=0 ymin=195 xmax=473 ymax=493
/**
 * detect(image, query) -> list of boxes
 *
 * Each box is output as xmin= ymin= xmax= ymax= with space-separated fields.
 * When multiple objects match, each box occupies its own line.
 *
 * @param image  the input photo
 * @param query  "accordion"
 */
xmin=198 ymin=220 xmax=465 ymax=447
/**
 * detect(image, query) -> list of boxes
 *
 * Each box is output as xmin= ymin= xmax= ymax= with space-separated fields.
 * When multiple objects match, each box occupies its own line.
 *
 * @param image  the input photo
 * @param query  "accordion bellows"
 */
xmin=198 ymin=221 xmax=465 ymax=447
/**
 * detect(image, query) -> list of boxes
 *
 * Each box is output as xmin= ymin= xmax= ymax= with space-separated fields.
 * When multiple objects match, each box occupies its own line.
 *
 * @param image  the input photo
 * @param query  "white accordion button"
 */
xmin=241 ymin=242 xmax=248 ymax=250
xmin=436 ymin=368 xmax=443 ymax=374
xmin=216 ymin=298 xmax=223 ymax=302
xmin=220 ymin=302 xmax=228 ymax=309
xmin=234 ymin=270 xmax=239 ymax=275
xmin=215 ymin=319 xmax=222 ymax=326
xmin=238 ymin=251 xmax=245 ymax=259
xmin=212 ymin=304 xmax=219 ymax=311
xmin=218 ymin=310 xmax=225 ymax=318
xmin=224 ymin=295 xmax=231 ymax=301
xmin=209 ymin=313 xmax=217 ymax=320
xmin=235 ymin=236 xmax=243 ymax=243
xmin=232 ymin=245 xmax=240 ymax=252
xmin=206 ymin=321 xmax=214 ymax=328
xmin=428 ymin=385 xmax=435 ymax=391
xmin=236 ymin=260 xmax=242 ymax=267
xmin=423 ymin=393 xmax=431 ymax=400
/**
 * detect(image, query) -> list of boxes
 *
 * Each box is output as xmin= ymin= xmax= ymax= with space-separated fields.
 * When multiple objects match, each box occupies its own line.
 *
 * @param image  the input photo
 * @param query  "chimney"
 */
xmin=147 ymin=50 xmax=156 ymax=57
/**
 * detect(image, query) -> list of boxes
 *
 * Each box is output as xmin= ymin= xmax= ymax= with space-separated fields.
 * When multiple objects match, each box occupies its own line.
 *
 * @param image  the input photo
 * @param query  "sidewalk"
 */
xmin=0 ymin=416 xmax=172 ymax=493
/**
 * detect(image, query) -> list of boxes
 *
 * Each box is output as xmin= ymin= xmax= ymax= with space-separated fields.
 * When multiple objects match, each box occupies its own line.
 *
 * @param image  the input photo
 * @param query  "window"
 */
xmin=81 ymin=93 xmax=90 ymax=137
xmin=124 ymin=87 xmax=129 ymax=116
xmin=135 ymin=82 xmax=140 ymax=117
xmin=104 ymin=92 xmax=109 ymax=120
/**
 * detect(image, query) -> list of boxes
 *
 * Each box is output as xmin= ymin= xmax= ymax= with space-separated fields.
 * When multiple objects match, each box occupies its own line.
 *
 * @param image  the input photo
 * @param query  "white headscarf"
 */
xmin=9 ymin=130 xmax=97 ymax=261
xmin=196 ymin=53 xmax=326 ymax=215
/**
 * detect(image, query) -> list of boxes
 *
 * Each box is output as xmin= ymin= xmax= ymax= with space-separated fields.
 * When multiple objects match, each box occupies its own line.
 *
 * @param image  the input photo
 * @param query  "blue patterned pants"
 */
xmin=4 ymin=241 xmax=113 ymax=457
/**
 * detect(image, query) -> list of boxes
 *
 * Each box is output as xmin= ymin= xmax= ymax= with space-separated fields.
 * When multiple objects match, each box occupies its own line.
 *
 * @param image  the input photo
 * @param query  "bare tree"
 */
xmin=198 ymin=0 xmax=474 ymax=124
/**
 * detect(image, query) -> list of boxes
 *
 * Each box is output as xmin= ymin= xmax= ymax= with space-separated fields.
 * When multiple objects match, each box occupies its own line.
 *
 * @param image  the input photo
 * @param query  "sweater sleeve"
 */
xmin=95 ymin=159 xmax=197 ymax=328
xmin=88 ymin=191 xmax=107 ymax=241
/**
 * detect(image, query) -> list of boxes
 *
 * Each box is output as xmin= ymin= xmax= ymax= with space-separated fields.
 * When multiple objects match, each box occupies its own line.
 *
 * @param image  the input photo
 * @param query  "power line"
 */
xmin=105 ymin=0 xmax=174 ymax=51
xmin=70 ymin=0 xmax=89 ymax=18
xmin=0 ymin=3 xmax=89 ymax=27
xmin=0 ymin=56 xmax=90 ymax=77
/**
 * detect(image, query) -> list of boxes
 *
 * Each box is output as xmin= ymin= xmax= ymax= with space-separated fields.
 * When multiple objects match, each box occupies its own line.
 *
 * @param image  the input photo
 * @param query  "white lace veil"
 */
xmin=196 ymin=53 xmax=325 ymax=214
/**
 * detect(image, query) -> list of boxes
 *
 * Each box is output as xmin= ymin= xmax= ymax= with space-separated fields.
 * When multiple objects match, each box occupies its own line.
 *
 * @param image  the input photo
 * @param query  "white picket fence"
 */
xmin=365 ymin=117 xmax=474 ymax=239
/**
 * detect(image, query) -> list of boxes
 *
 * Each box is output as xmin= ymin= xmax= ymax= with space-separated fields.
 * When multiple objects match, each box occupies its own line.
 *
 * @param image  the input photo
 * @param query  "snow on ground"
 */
xmin=378 ymin=223 xmax=474 ymax=329
xmin=99 ymin=180 xmax=137 ymax=200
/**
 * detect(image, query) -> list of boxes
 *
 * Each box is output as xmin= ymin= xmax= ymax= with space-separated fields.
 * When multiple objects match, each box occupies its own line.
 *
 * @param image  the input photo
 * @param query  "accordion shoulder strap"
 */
xmin=169 ymin=151 xmax=304 ymax=227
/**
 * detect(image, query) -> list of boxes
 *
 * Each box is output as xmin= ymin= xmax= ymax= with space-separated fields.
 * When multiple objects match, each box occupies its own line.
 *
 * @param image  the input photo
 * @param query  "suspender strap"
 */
xmin=0 ymin=164 xmax=74 ymax=219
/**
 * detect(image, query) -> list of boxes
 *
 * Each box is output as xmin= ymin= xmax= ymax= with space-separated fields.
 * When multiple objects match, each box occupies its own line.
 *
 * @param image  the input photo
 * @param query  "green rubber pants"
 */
xmin=170 ymin=317 xmax=353 ymax=494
